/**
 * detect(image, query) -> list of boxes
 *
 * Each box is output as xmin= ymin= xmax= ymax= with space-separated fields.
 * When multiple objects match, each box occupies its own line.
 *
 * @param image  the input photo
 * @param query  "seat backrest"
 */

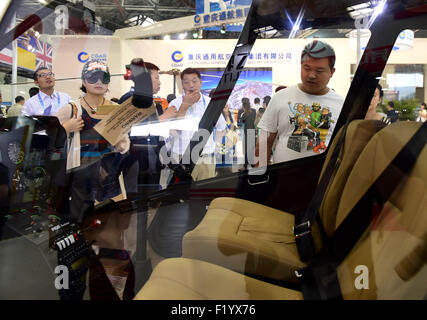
xmin=334 ymin=122 xmax=427 ymax=299
xmin=317 ymin=120 xmax=386 ymax=237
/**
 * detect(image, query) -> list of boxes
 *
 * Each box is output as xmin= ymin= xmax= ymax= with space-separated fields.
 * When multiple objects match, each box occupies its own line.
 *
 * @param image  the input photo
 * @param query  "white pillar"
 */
xmin=356 ymin=28 xmax=361 ymax=67
xmin=424 ymin=64 xmax=427 ymax=104
xmin=12 ymin=13 xmax=17 ymax=102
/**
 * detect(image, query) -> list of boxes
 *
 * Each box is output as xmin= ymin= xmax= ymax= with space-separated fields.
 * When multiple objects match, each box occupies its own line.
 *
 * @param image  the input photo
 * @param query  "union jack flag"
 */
xmin=0 ymin=42 xmax=13 ymax=65
xmin=29 ymin=36 xmax=52 ymax=69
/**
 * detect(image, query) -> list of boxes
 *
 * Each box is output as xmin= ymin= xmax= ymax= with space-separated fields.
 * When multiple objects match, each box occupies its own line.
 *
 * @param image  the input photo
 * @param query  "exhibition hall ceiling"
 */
xmin=16 ymin=0 xmax=427 ymax=39
xmin=20 ymin=0 xmax=196 ymax=32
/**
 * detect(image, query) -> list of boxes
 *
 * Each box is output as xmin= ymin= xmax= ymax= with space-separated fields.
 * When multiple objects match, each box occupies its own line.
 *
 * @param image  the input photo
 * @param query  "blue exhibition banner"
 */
xmin=194 ymin=0 xmax=253 ymax=32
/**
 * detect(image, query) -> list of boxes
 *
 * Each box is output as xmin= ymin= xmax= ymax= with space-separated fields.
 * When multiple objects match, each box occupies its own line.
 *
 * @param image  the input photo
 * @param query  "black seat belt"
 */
xmin=296 ymin=121 xmax=427 ymax=300
xmin=294 ymin=121 xmax=387 ymax=262
xmin=293 ymin=129 xmax=345 ymax=262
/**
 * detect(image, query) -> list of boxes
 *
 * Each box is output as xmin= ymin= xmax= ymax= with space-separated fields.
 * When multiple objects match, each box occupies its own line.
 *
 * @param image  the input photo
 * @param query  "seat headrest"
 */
xmin=319 ymin=120 xmax=387 ymax=236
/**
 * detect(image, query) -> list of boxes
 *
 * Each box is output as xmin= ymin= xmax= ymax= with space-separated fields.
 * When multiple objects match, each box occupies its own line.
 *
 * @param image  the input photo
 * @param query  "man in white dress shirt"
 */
xmin=22 ymin=67 xmax=71 ymax=116
xmin=164 ymin=68 xmax=226 ymax=181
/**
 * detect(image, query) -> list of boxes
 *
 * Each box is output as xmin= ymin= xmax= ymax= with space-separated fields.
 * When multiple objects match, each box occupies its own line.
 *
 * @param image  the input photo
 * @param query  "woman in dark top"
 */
xmin=237 ymin=97 xmax=256 ymax=130
xmin=237 ymin=97 xmax=256 ymax=166
xmin=58 ymin=60 xmax=132 ymax=223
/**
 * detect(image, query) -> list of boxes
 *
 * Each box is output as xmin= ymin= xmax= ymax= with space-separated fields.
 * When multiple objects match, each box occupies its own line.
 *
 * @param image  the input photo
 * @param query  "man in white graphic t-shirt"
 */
xmin=256 ymin=40 xmax=345 ymax=165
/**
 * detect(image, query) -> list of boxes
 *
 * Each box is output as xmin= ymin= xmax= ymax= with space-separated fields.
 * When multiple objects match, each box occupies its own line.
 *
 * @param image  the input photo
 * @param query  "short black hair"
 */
xmin=33 ymin=67 xmax=49 ymax=81
xmin=15 ymin=96 xmax=25 ymax=103
xmin=29 ymin=87 xmax=39 ymax=97
xmin=167 ymin=94 xmax=176 ymax=103
xmin=421 ymin=102 xmax=426 ymax=108
xmin=254 ymin=97 xmax=260 ymax=104
xmin=301 ymin=40 xmax=336 ymax=71
xmin=144 ymin=62 xmax=160 ymax=72
xmin=263 ymin=96 xmax=271 ymax=106
xmin=180 ymin=68 xmax=201 ymax=80
xmin=129 ymin=58 xmax=159 ymax=71
xmin=388 ymin=101 xmax=394 ymax=108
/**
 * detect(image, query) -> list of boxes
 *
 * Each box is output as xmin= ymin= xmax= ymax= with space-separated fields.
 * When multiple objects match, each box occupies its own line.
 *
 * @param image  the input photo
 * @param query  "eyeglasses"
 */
xmin=84 ymin=71 xmax=110 ymax=84
xmin=38 ymin=72 xmax=55 ymax=78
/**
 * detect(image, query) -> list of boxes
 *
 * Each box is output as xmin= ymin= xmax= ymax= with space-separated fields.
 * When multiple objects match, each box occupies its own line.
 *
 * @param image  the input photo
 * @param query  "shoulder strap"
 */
xmin=293 ymin=123 xmax=349 ymax=262
xmin=68 ymin=102 xmax=79 ymax=141
xmin=297 ymin=121 xmax=427 ymax=300
xmin=294 ymin=121 xmax=389 ymax=262
xmin=69 ymin=102 xmax=78 ymax=119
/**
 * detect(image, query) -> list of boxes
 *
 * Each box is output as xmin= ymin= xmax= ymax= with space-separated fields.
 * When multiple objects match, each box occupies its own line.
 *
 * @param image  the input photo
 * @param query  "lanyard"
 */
xmin=201 ymin=94 xmax=206 ymax=109
xmin=38 ymin=93 xmax=60 ymax=111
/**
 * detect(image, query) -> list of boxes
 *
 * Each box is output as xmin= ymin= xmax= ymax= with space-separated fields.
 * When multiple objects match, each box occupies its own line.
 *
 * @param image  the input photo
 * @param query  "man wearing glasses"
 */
xmin=22 ymin=67 xmax=71 ymax=116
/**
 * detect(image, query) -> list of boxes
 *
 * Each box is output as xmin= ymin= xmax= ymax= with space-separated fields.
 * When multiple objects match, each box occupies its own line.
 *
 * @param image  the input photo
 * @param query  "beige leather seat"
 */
xmin=182 ymin=120 xmax=386 ymax=282
xmin=136 ymin=121 xmax=427 ymax=300
xmin=134 ymin=257 xmax=303 ymax=300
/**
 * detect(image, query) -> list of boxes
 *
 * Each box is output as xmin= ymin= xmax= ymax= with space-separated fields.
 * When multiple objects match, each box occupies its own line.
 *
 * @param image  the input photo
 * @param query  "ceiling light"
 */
xmin=373 ymin=0 xmax=386 ymax=15
xmin=289 ymin=8 xmax=304 ymax=39
xmin=163 ymin=35 xmax=170 ymax=41
xmin=192 ymin=30 xmax=198 ymax=38
xmin=368 ymin=0 xmax=387 ymax=28
xmin=220 ymin=24 xmax=226 ymax=34
xmin=179 ymin=33 xmax=187 ymax=40
xmin=346 ymin=2 xmax=371 ymax=11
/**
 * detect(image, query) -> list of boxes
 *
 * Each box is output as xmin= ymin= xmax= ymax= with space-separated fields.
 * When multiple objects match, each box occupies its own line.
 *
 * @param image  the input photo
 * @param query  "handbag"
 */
xmin=96 ymin=151 xmax=129 ymax=202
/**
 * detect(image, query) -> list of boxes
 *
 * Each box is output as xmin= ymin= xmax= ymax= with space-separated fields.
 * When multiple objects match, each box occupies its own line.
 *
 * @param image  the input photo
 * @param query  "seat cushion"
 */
xmin=183 ymin=197 xmax=305 ymax=282
xmin=134 ymin=258 xmax=303 ymax=300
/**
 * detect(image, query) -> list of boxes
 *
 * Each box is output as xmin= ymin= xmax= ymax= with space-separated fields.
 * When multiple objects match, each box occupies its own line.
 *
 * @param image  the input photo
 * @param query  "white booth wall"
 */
xmin=50 ymin=36 xmax=427 ymax=104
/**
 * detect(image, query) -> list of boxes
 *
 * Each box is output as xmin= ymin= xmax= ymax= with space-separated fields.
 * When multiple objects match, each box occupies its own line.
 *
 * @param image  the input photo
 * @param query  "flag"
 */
xmin=29 ymin=36 xmax=52 ymax=69
xmin=17 ymin=46 xmax=36 ymax=70
xmin=0 ymin=43 xmax=13 ymax=65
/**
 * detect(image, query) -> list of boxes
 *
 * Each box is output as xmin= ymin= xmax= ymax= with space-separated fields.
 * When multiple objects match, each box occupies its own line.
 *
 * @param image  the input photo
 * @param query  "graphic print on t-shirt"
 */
xmin=287 ymin=100 xmax=335 ymax=154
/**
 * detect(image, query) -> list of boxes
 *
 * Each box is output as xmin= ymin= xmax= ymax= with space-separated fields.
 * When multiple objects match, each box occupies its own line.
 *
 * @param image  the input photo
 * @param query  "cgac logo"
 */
xmin=172 ymin=50 xmax=184 ymax=63
xmin=78 ymin=51 xmax=89 ymax=63
xmin=194 ymin=15 xmax=201 ymax=24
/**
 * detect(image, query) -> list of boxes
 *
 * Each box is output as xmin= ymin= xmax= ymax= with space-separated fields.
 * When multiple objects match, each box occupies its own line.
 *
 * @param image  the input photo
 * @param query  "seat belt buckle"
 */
xmin=295 ymin=270 xmax=303 ymax=278
xmin=293 ymin=221 xmax=311 ymax=239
